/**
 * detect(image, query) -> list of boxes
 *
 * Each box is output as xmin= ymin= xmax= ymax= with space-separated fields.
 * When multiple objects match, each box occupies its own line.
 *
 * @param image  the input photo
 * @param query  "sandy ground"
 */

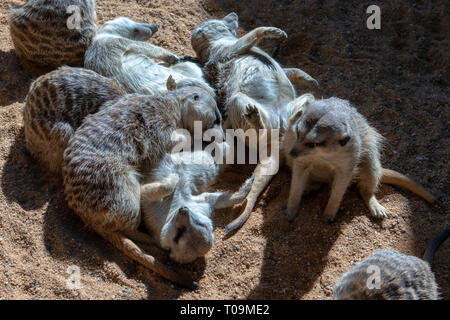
xmin=0 ymin=0 xmax=448 ymax=300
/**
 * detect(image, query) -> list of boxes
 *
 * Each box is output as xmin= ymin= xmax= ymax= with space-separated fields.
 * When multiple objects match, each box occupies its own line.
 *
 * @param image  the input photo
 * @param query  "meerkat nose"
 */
xmin=289 ymin=148 xmax=298 ymax=157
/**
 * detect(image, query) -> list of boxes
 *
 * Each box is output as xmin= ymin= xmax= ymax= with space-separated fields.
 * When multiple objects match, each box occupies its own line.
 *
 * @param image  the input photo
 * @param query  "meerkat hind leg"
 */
xmin=284 ymin=68 xmax=319 ymax=86
xmin=358 ymin=166 xmax=388 ymax=219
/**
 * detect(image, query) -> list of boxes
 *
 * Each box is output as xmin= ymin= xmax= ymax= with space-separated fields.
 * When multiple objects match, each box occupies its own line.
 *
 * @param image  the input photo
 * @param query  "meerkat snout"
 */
xmin=160 ymin=206 xmax=214 ymax=264
xmin=100 ymin=17 xmax=158 ymax=41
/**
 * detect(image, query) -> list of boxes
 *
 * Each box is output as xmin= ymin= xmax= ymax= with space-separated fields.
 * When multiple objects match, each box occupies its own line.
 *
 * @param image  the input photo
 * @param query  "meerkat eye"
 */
xmin=305 ymin=142 xmax=316 ymax=148
xmin=339 ymin=136 xmax=350 ymax=146
xmin=174 ymin=226 xmax=186 ymax=244
xmin=192 ymin=94 xmax=200 ymax=101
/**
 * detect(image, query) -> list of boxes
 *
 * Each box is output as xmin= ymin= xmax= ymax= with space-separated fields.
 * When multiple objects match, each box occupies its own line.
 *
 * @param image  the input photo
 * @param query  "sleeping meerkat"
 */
xmin=283 ymin=96 xmax=435 ymax=222
xmin=62 ymin=80 xmax=221 ymax=288
xmin=9 ymin=0 xmax=97 ymax=69
xmin=191 ymin=12 xmax=318 ymax=232
xmin=23 ymin=66 xmax=125 ymax=175
xmin=85 ymin=17 xmax=214 ymax=96
xmin=140 ymin=150 xmax=254 ymax=264
xmin=334 ymin=225 xmax=450 ymax=300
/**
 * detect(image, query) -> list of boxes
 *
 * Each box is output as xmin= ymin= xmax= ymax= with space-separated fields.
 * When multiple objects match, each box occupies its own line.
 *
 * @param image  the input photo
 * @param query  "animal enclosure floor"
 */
xmin=0 ymin=0 xmax=448 ymax=299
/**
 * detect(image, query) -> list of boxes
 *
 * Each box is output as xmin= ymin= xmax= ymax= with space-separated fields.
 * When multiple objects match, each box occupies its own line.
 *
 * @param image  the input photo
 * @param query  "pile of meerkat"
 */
xmin=10 ymin=0 xmax=444 ymax=297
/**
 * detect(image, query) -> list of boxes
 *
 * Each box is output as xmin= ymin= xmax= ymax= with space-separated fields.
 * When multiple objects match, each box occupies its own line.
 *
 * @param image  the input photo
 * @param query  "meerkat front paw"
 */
xmin=244 ymin=104 xmax=264 ymax=130
xmin=261 ymin=27 xmax=288 ymax=40
xmin=368 ymin=198 xmax=388 ymax=219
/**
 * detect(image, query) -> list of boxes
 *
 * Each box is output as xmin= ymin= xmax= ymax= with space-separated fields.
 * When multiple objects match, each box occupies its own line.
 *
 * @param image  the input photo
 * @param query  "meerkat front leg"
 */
xmin=226 ymin=93 xmax=269 ymax=130
xmin=128 ymin=43 xmax=179 ymax=65
xmin=199 ymin=175 xmax=255 ymax=210
xmin=284 ymin=163 xmax=310 ymax=222
xmin=140 ymin=174 xmax=180 ymax=202
xmin=323 ymin=172 xmax=353 ymax=223
xmin=224 ymin=27 xmax=287 ymax=58
xmin=244 ymin=104 xmax=266 ymax=131
xmin=283 ymin=68 xmax=319 ymax=86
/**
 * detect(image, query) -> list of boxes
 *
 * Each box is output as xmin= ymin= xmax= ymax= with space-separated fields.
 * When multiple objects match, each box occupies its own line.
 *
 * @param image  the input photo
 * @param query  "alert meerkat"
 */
xmin=9 ymin=0 xmax=97 ymax=69
xmin=140 ymin=150 xmax=254 ymax=264
xmin=191 ymin=12 xmax=318 ymax=232
xmin=23 ymin=66 xmax=125 ymax=175
xmin=85 ymin=17 xmax=214 ymax=96
xmin=62 ymin=80 xmax=221 ymax=289
xmin=283 ymin=96 xmax=435 ymax=222
xmin=334 ymin=225 xmax=450 ymax=300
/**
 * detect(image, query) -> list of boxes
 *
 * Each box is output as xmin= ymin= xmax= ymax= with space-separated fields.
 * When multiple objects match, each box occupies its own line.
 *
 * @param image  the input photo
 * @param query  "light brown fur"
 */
xmin=9 ymin=0 xmax=97 ymax=70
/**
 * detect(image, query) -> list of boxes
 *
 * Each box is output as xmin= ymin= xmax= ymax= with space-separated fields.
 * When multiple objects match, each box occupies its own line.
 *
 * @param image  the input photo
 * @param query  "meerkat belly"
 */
xmin=226 ymin=57 xmax=278 ymax=102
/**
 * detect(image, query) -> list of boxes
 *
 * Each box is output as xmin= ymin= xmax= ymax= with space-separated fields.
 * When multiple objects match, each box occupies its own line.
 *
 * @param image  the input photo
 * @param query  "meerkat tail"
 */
xmin=423 ymin=224 xmax=450 ymax=266
xmin=381 ymin=168 xmax=435 ymax=203
xmin=96 ymin=228 xmax=198 ymax=289
xmin=225 ymin=168 xmax=275 ymax=233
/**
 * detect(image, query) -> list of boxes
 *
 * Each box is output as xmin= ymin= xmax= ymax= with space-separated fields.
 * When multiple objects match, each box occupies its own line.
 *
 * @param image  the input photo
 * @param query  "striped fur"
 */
xmin=334 ymin=249 xmax=439 ymax=300
xmin=23 ymin=66 xmax=125 ymax=175
xmin=62 ymin=87 xmax=220 ymax=287
xmin=9 ymin=0 xmax=97 ymax=69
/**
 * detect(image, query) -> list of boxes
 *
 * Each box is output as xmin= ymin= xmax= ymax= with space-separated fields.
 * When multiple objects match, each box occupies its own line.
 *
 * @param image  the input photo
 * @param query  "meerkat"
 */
xmin=283 ymin=96 xmax=435 ymax=222
xmin=23 ymin=66 xmax=125 ymax=175
xmin=62 ymin=80 xmax=221 ymax=288
xmin=191 ymin=12 xmax=318 ymax=232
xmin=84 ymin=17 xmax=214 ymax=96
xmin=140 ymin=149 xmax=254 ymax=264
xmin=9 ymin=0 xmax=97 ymax=70
xmin=333 ymin=224 xmax=450 ymax=300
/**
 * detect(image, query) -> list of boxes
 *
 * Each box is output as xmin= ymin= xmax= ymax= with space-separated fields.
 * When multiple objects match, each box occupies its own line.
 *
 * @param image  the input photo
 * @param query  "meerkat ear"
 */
xmin=288 ymin=109 xmax=303 ymax=128
xmin=288 ymin=94 xmax=314 ymax=127
xmin=223 ymin=12 xmax=238 ymax=29
xmin=166 ymin=75 xmax=177 ymax=91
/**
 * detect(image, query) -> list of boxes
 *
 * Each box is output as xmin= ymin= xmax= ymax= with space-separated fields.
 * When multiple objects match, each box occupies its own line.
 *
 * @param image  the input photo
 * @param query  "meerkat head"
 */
xmin=286 ymin=97 xmax=360 ymax=160
xmin=191 ymin=12 xmax=239 ymax=61
xmin=167 ymin=76 xmax=222 ymax=138
xmin=99 ymin=17 xmax=158 ymax=41
xmin=160 ymin=207 xmax=214 ymax=264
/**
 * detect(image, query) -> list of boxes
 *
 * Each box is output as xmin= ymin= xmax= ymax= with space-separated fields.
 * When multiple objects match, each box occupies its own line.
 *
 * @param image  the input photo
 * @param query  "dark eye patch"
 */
xmin=193 ymin=94 xmax=199 ymax=101
xmin=174 ymin=226 xmax=186 ymax=244
xmin=305 ymin=141 xmax=325 ymax=148
xmin=339 ymin=136 xmax=350 ymax=146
